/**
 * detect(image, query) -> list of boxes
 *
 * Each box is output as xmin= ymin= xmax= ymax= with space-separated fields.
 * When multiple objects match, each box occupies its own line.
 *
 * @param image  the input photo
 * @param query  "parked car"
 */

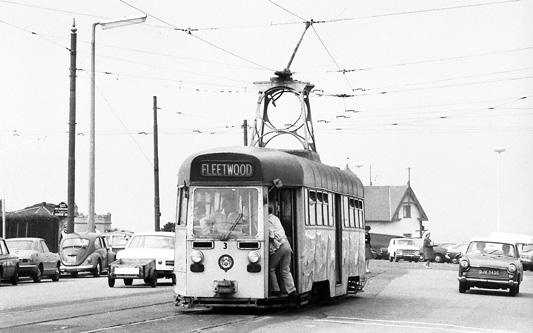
xmin=0 ymin=237 xmax=19 ymax=285
xmin=387 ymin=238 xmax=420 ymax=262
xmin=458 ymin=237 xmax=523 ymax=296
xmin=116 ymin=231 xmax=175 ymax=282
xmin=59 ymin=232 xmax=116 ymax=277
xmin=5 ymin=237 xmax=61 ymax=282
xmin=103 ymin=231 xmax=133 ymax=254
xmin=417 ymin=242 xmax=456 ymax=263
xmin=446 ymin=243 xmax=468 ymax=264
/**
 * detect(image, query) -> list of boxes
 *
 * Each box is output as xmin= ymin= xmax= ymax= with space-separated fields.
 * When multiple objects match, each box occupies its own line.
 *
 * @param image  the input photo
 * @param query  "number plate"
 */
xmin=479 ymin=269 xmax=499 ymax=275
xmin=115 ymin=267 xmax=140 ymax=275
xmin=66 ymin=255 xmax=77 ymax=263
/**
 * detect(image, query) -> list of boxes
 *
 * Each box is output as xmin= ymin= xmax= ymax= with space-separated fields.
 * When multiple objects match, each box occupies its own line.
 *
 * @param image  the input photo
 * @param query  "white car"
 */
xmin=387 ymin=238 xmax=420 ymax=262
xmin=116 ymin=232 xmax=175 ymax=282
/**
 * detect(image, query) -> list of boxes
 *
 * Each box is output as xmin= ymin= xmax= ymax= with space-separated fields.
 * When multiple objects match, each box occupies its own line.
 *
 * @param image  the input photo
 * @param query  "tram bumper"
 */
xmin=214 ymin=279 xmax=238 ymax=294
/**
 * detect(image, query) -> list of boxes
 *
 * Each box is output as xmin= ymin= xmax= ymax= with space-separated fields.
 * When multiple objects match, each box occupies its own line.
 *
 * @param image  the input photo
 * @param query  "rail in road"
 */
xmin=1 ymin=261 xmax=531 ymax=332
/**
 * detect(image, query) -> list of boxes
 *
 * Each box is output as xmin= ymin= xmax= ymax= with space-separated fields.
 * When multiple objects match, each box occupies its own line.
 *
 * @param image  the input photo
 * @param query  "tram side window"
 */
xmin=357 ymin=200 xmax=364 ymax=229
xmin=323 ymin=193 xmax=331 ymax=226
xmin=176 ymin=187 xmax=188 ymax=226
xmin=308 ymin=190 xmax=317 ymax=226
xmin=348 ymin=198 xmax=356 ymax=228
xmin=343 ymin=196 xmax=350 ymax=228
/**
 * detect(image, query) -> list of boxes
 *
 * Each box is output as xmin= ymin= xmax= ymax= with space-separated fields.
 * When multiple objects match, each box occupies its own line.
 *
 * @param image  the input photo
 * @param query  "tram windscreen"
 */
xmin=192 ymin=187 xmax=259 ymax=239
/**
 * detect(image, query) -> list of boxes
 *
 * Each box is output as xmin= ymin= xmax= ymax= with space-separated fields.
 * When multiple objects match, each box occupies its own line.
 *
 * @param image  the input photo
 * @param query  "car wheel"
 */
xmin=394 ymin=255 xmax=399 ymax=262
xmin=459 ymin=281 xmax=467 ymax=293
xmin=108 ymin=277 xmax=115 ymax=288
xmin=150 ymin=271 xmax=157 ymax=288
xmin=33 ymin=265 xmax=43 ymax=283
xmin=434 ymin=254 xmax=444 ymax=263
xmin=71 ymin=271 xmax=78 ymax=278
xmin=11 ymin=266 xmax=19 ymax=285
xmin=93 ymin=261 xmax=101 ymax=277
xmin=124 ymin=278 xmax=133 ymax=286
xmin=51 ymin=265 xmax=60 ymax=282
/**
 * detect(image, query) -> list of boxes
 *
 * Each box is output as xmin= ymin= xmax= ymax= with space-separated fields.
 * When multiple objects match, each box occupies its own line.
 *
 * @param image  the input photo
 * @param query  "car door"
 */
xmin=100 ymin=236 xmax=115 ymax=269
xmin=39 ymin=240 xmax=53 ymax=274
xmin=0 ymin=240 xmax=15 ymax=277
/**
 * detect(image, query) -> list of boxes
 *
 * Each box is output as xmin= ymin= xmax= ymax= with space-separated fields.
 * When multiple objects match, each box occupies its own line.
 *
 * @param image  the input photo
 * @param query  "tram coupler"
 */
xmin=214 ymin=279 xmax=237 ymax=294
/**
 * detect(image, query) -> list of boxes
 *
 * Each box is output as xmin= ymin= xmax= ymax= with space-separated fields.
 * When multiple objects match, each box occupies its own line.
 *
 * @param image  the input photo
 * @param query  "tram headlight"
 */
xmin=248 ymin=251 xmax=260 ymax=264
xmin=191 ymin=250 xmax=204 ymax=263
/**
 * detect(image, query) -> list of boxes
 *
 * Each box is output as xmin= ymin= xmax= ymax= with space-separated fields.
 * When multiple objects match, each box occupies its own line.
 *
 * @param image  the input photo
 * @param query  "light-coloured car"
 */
xmin=116 ymin=231 xmax=175 ymax=282
xmin=103 ymin=231 xmax=133 ymax=254
xmin=6 ymin=237 xmax=60 ymax=282
xmin=387 ymin=238 xmax=420 ymax=262
xmin=0 ymin=237 xmax=19 ymax=285
xmin=458 ymin=237 xmax=523 ymax=296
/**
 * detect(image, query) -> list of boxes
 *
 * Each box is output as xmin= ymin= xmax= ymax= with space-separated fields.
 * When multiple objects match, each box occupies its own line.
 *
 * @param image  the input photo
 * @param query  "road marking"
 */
xmin=316 ymin=316 xmax=517 ymax=333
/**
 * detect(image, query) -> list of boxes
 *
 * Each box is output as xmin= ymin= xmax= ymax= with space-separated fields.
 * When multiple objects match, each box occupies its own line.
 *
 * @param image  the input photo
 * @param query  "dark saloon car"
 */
xmin=458 ymin=237 xmax=523 ymax=296
xmin=446 ymin=243 xmax=468 ymax=264
xmin=0 ymin=237 xmax=19 ymax=285
xmin=59 ymin=233 xmax=116 ymax=277
xmin=6 ymin=237 xmax=61 ymax=282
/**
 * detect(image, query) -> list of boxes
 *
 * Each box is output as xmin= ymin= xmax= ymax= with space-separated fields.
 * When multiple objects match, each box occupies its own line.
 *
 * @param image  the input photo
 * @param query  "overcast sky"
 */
xmin=1 ymin=0 xmax=532 ymax=243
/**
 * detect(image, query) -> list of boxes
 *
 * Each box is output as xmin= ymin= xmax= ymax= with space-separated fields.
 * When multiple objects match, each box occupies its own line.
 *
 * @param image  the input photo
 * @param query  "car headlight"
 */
xmin=459 ymin=258 xmax=469 ymax=268
xmin=191 ymin=250 xmax=204 ymax=263
xmin=508 ymin=263 xmax=517 ymax=273
xmin=248 ymin=251 xmax=260 ymax=263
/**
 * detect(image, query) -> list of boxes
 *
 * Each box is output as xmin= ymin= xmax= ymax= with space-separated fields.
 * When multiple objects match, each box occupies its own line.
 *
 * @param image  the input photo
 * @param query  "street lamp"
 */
xmin=88 ymin=15 xmax=147 ymax=232
xmin=493 ymin=146 xmax=506 ymax=232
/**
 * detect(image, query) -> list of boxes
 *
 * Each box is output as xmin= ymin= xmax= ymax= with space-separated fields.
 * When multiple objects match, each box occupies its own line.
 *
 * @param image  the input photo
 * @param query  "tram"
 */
xmin=173 ymin=72 xmax=366 ymax=308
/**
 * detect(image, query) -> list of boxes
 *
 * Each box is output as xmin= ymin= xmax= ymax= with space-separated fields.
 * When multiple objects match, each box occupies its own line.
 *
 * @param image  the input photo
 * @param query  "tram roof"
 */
xmin=178 ymin=146 xmax=363 ymax=197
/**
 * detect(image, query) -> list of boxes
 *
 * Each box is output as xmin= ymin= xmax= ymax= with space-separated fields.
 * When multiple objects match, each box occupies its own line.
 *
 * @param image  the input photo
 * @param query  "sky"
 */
xmin=1 ymin=0 xmax=532 ymax=243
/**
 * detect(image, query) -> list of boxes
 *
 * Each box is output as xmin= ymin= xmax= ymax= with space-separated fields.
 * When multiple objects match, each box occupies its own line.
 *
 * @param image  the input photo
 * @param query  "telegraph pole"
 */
xmin=153 ymin=96 xmax=161 ymax=231
xmin=67 ymin=20 xmax=77 ymax=233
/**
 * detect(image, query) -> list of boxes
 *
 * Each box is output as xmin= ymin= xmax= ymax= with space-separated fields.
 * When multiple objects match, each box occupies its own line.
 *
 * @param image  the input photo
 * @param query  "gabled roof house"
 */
xmin=364 ymin=185 xmax=428 ymax=239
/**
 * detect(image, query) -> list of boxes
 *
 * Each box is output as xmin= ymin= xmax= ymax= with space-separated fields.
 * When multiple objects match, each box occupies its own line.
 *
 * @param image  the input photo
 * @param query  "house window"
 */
xmin=403 ymin=205 xmax=411 ymax=218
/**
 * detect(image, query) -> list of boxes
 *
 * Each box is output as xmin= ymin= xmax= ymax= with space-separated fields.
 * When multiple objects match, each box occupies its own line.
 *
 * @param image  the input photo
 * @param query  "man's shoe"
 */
xmin=288 ymin=291 xmax=299 ymax=305
xmin=271 ymin=291 xmax=282 ymax=297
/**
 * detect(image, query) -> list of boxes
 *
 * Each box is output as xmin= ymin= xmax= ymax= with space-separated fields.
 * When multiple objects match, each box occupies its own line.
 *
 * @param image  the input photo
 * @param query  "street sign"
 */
xmin=54 ymin=202 xmax=68 ymax=217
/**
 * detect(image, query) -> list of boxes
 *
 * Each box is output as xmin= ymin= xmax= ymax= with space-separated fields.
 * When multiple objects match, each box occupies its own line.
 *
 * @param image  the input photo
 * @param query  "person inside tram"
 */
xmin=200 ymin=196 xmax=242 ymax=236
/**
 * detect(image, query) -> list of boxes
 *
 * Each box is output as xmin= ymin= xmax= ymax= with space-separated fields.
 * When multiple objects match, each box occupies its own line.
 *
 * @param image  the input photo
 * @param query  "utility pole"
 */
xmin=242 ymin=119 xmax=248 ymax=146
xmin=153 ymin=96 xmax=161 ymax=231
xmin=67 ymin=20 xmax=77 ymax=234
xmin=406 ymin=167 xmax=412 ymax=187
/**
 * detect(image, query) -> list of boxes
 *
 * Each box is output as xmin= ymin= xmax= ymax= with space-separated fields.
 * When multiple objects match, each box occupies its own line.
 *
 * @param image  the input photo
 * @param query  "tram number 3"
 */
xmin=224 ymin=242 xmax=228 ymax=249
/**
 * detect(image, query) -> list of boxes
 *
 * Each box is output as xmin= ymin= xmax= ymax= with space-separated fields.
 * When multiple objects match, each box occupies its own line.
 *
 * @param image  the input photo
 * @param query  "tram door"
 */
xmin=271 ymin=189 xmax=297 ymax=292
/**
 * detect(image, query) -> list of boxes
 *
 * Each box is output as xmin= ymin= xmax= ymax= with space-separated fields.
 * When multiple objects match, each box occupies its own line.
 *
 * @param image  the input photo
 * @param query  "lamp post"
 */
xmin=493 ymin=146 xmax=506 ymax=232
xmin=88 ymin=15 xmax=147 ymax=232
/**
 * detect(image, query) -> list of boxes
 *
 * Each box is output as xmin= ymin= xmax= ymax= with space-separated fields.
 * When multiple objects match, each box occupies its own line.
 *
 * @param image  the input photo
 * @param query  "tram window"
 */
xmin=176 ymin=187 xmax=188 ymax=226
xmin=191 ymin=187 xmax=259 ymax=239
xmin=343 ymin=196 xmax=350 ymax=228
xmin=308 ymin=190 xmax=317 ymax=226
xmin=316 ymin=192 xmax=324 ymax=226
xmin=323 ymin=193 xmax=331 ymax=226
xmin=348 ymin=198 xmax=356 ymax=228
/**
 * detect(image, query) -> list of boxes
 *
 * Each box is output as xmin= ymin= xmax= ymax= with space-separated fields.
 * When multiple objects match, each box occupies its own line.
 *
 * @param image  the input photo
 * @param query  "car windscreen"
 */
xmin=466 ymin=241 xmax=515 ymax=256
xmin=6 ymin=240 xmax=33 ymax=250
xmin=128 ymin=235 xmax=174 ymax=249
xmin=62 ymin=238 xmax=90 ymax=249
xmin=398 ymin=240 xmax=414 ymax=246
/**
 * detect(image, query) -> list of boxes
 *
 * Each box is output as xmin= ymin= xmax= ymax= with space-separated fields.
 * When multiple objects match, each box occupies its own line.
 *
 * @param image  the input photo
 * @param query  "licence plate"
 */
xmin=115 ymin=267 xmax=140 ymax=275
xmin=479 ymin=269 xmax=499 ymax=275
xmin=66 ymin=255 xmax=76 ymax=263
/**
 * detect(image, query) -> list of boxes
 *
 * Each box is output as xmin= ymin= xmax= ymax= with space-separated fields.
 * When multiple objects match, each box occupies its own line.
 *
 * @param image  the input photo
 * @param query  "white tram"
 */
xmin=173 ymin=145 xmax=366 ymax=308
